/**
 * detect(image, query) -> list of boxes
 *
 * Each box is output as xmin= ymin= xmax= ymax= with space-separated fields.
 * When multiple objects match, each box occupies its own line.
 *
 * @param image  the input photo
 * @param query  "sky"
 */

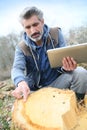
xmin=0 ymin=0 xmax=87 ymax=36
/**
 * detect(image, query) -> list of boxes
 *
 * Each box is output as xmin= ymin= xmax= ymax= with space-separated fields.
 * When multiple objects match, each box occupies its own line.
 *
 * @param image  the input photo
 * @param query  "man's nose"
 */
xmin=30 ymin=26 xmax=36 ymax=33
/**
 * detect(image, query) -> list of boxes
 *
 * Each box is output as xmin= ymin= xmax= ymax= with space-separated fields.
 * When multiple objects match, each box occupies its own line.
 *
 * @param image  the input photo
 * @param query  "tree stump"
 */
xmin=11 ymin=87 xmax=78 ymax=130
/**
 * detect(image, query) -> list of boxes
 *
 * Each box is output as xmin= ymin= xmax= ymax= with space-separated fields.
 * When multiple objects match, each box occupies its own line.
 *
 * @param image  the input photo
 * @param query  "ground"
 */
xmin=0 ymin=79 xmax=15 ymax=130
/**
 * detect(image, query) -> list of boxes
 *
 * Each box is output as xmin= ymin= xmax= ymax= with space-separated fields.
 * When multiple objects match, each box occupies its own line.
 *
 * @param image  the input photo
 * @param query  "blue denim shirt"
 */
xmin=11 ymin=24 xmax=66 ymax=90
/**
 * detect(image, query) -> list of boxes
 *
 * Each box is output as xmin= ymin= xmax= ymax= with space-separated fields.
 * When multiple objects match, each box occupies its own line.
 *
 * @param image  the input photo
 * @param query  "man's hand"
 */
xmin=62 ymin=56 xmax=77 ymax=71
xmin=12 ymin=81 xmax=30 ymax=101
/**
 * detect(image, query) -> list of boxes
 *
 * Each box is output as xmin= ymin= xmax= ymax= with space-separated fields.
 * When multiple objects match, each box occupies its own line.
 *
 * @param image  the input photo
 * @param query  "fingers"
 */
xmin=11 ymin=85 xmax=30 ymax=102
xmin=21 ymin=86 xmax=30 ymax=101
xmin=62 ymin=57 xmax=77 ymax=71
xmin=71 ymin=57 xmax=77 ymax=68
xmin=11 ymin=89 xmax=23 ymax=99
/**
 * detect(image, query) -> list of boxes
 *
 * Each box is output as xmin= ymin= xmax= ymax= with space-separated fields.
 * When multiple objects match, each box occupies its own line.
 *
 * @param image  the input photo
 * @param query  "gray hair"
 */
xmin=19 ymin=6 xmax=43 ymax=23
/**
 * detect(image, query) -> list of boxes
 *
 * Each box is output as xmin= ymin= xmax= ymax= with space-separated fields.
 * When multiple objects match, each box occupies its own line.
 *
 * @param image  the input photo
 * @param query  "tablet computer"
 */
xmin=47 ymin=43 xmax=87 ymax=68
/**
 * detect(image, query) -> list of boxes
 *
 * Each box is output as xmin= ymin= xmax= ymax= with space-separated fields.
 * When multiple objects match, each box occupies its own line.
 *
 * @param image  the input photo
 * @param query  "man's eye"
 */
xmin=33 ymin=23 xmax=39 ymax=27
xmin=25 ymin=26 xmax=30 ymax=29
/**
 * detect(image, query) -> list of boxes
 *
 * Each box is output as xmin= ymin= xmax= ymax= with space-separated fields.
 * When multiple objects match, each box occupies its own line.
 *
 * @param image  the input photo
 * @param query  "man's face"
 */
xmin=22 ymin=15 xmax=44 ymax=42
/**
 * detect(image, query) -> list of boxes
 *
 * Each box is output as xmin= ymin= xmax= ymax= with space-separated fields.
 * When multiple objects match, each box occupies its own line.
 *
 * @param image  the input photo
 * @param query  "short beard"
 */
xmin=29 ymin=34 xmax=42 ymax=42
xmin=29 ymin=30 xmax=43 ymax=42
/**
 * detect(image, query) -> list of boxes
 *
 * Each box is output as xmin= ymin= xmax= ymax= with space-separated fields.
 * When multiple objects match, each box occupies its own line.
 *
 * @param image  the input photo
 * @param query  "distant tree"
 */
xmin=0 ymin=32 xmax=21 ymax=80
xmin=66 ymin=25 xmax=87 ymax=45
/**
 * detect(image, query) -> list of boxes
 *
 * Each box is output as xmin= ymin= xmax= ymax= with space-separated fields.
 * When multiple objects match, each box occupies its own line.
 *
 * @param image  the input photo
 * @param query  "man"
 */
xmin=11 ymin=6 xmax=87 ymax=101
